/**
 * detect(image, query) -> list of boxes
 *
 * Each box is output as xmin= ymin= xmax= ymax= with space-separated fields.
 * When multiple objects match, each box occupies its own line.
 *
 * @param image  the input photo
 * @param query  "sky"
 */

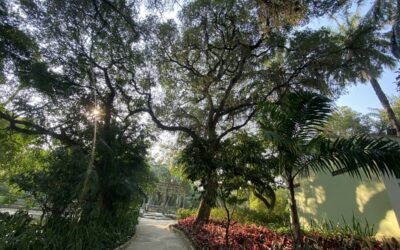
xmin=336 ymin=70 xmax=398 ymax=114
xmin=309 ymin=0 xmax=399 ymax=115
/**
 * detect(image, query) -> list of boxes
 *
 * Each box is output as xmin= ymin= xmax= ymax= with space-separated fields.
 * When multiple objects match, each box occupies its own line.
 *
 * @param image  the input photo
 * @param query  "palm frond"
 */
xmin=258 ymin=100 xmax=295 ymax=138
xmin=289 ymin=92 xmax=333 ymax=140
xmin=260 ymin=92 xmax=333 ymax=141
xmin=310 ymin=136 xmax=400 ymax=179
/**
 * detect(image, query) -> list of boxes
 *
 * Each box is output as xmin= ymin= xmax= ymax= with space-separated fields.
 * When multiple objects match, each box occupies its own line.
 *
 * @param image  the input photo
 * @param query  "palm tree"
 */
xmin=359 ymin=0 xmax=399 ymax=58
xmin=336 ymin=10 xmax=400 ymax=135
xmin=257 ymin=91 xmax=400 ymax=246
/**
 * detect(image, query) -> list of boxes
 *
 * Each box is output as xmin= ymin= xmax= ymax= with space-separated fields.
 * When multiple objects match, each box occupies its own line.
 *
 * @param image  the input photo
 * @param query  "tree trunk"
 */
xmin=224 ymin=206 xmax=231 ymax=248
xmin=96 ymin=69 xmax=116 ymax=214
xmin=195 ymin=175 xmax=218 ymax=224
xmin=195 ymin=196 xmax=212 ymax=223
xmin=288 ymin=178 xmax=302 ymax=247
xmin=370 ymin=77 xmax=400 ymax=136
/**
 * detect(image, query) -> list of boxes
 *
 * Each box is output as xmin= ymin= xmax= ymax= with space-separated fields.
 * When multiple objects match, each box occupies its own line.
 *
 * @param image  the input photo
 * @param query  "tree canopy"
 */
xmin=1 ymin=0 xmax=400 ymax=248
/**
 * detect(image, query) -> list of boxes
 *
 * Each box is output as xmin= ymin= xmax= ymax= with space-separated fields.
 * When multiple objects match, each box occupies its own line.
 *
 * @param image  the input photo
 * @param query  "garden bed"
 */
xmin=174 ymin=217 xmax=399 ymax=250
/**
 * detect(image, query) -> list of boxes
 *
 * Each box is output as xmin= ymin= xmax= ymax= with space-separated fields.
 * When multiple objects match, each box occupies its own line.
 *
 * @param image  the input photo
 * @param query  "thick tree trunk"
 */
xmin=370 ymin=77 xmax=400 ymax=136
xmin=195 ymin=196 xmax=212 ymax=223
xmin=95 ymin=69 xmax=117 ymax=214
xmin=195 ymin=174 xmax=218 ymax=224
xmin=288 ymin=178 xmax=302 ymax=247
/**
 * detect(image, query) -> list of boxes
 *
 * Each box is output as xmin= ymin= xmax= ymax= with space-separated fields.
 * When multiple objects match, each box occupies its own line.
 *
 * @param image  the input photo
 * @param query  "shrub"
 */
xmin=0 ymin=208 xmax=139 ymax=250
xmin=176 ymin=208 xmax=196 ymax=219
xmin=209 ymin=207 xmax=289 ymax=228
xmin=175 ymin=206 xmax=290 ymax=228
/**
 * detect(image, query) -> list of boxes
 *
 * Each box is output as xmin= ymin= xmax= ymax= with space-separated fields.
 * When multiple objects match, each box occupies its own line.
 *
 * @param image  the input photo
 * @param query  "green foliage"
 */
xmin=375 ymin=96 xmax=400 ymax=131
xmin=259 ymin=91 xmax=400 ymax=180
xmin=258 ymin=90 xmax=400 ymax=243
xmin=308 ymin=215 xmax=375 ymax=239
xmin=176 ymin=206 xmax=290 ymax=229
xmin=324 ymin=106 xmax=373 ymax=137
xmin=357 ymin=0 xmax=399 ymax=59
xmin=0 ymin=208 xmax=139 ymax=250
xmin=94 ymin=127 xmax=154 ymax=212
xmin=335 ymin=8 xmax=396 ymax=82
xmin=0 ymin=211 xmax=34 ymax=246
xmin=176 ymin=141 xmax=212 ymax=182
xmin=10 ymin=147 xmax=88 ymax=218
xmin=176 ymin=208 xmax=196 ymax=219
xmin=210 ymin=207 xmax=290 ymax=228
xmin=249 ymin=189 xmax=289 ymax=221
xmin=0 ymin=118 xmax=42 ymax=176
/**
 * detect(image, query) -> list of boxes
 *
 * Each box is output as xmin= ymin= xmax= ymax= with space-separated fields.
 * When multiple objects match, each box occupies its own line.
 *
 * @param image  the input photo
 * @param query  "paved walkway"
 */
xmin=125 ymin=217 xmax=190 ymax=250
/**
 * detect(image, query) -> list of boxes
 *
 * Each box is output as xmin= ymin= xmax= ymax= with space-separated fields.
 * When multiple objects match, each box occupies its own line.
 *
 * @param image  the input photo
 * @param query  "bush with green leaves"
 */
xmin=10 ymin=147 xmax=88 ymax=219
xmin=176 ymin=206 xmax=290 ymax=229
xmin=0 ymin=208 xmax=139 ymax=250
xmin=2 ymin=142 xmax=151 ymax=249
xmin=176 ymin=208 xmax=196 ymax=219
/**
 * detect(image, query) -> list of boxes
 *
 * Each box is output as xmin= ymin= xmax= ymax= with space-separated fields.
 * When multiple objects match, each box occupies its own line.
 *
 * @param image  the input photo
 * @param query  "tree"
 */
xmin=141 ymin=0 xmax=365 ymax=224
xmin=324 ymin=106 xmax=373 ymax=137
xmin=336 ymin=4 xmax=400 ymax=135
xmin=142 ymin=0 xmax=275 ymax=223
xmin=358 ymin=0 xmax=400 ymax=58
xmin=255 ymin=0 xmax=353 ymax=33
xmin=370 ymin=96 xmax=400 ymax=135
xmin=258 ymin=91 xmax=400 ymax=246
xmin=0 ymin=0 xmax=153 ymax=217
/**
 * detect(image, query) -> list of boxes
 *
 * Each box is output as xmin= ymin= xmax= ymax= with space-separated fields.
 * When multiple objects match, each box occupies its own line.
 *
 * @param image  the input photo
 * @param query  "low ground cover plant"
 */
xmin=174 ymin=217 xmax=399 ymax=250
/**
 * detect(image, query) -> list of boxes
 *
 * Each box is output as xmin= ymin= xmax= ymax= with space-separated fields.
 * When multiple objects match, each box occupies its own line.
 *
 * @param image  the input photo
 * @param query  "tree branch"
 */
xmin=218 ymin=108 xmax=257 ymax=140
xmin=0 ymin=110 xmax=78 ymax=146
xmin=145 ymin=95 xmax=200 ymax=142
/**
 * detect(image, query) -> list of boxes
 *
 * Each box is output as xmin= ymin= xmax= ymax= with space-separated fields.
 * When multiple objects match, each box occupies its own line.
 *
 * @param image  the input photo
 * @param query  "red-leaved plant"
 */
xmin=174 ymin=217 xmax=399 ymax=250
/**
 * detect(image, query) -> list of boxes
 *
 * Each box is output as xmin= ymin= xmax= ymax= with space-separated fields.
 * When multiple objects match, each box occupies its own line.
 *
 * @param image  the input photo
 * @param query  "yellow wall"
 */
xmin=296 ymin=172 xmax=400 ymax=239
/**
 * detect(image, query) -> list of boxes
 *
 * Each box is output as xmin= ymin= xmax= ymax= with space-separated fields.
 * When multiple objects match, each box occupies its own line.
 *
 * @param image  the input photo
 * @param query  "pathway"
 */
xmin=0 ymin=207 xmax=42 ymax=219
xmin=125 ymin=215 xmax=190 ymax=250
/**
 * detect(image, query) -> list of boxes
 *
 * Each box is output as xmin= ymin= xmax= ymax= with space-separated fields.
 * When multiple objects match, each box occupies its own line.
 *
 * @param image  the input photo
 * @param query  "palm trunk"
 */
xmin=370 ymin=77 xmax=400 ymax=136
xmin=288 ymin=177 xmax=302 ymax=247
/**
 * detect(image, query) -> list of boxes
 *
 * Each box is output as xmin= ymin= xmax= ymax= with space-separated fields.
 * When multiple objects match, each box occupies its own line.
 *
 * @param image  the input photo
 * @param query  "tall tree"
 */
xmin=144 ymin=0 xmax=272 ymax=223
xmin=258 ymin=91 xmax=400 ymax=246
xmin=337 ymin=2 xmax=400 ymax=135
xmin=0 ymin=0 xmax=152 ymax=216
xmin=141 ymin=0 xmax=365 ymax=223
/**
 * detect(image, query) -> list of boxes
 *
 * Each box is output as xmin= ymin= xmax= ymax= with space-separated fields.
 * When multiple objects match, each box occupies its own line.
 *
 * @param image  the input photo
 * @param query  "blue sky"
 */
xmin=336 ymin=70 xmax=398 ymax=114
xmin=311 ymin=1 xmax=399 ymax=114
